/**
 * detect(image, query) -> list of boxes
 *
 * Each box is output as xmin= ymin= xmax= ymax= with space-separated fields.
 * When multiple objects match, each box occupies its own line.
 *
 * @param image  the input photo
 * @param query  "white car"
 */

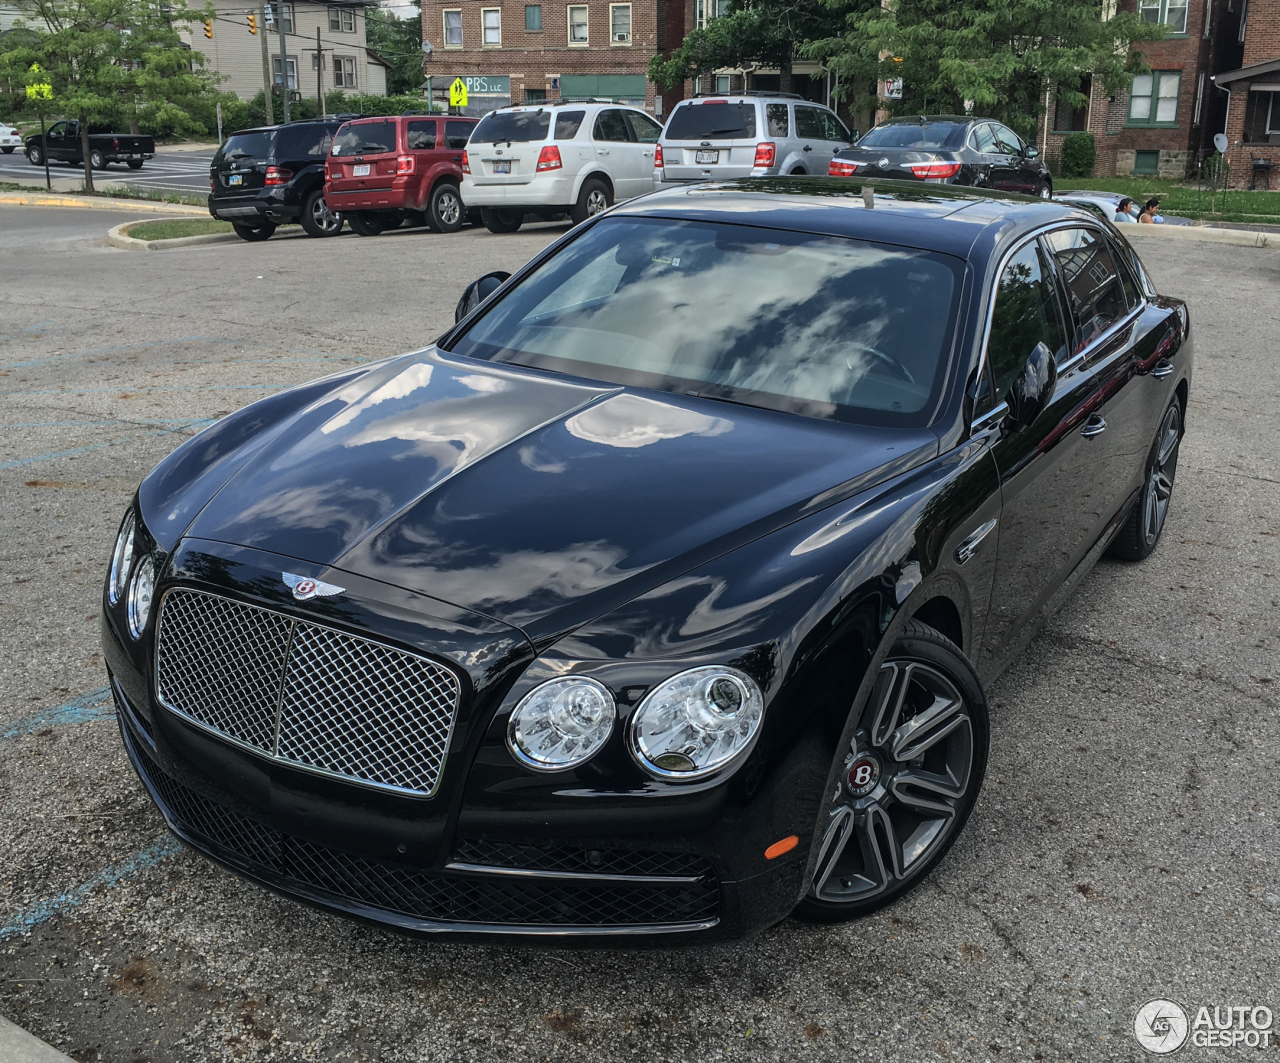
xmin=1 ymin=123 xmax=22 ymax=154
xmin=461 ymin=102 xmax=663 ymax=233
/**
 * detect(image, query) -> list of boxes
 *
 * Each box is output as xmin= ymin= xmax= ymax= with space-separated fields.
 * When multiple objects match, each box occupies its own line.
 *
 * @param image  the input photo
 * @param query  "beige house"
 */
xmin=189 ymin=0 xmax=389 ymax=102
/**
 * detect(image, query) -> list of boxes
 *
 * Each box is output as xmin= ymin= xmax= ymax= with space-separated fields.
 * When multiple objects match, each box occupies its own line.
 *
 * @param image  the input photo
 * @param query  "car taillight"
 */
xmin=461 ymin=154 xmax=470 ymax=174
xmin=753 ymin=142 xmax=776 ymax=167
xmin=209 ymin=176 xmax=215 ymax=191
xmin=264 ymin=166 xmax=292 ymax=186
xmin=113 ymin=138 xmax=119 ymax=152
xmin=908 ymin=162 xmax=962 ymax=179
xmin=829 ymin=159 xmax=859 ymax=177
xmin=397 ymin=154 xmax=414 ymax=175
xmin=536 ymin=145 xmax=563 ymax=172
xmin=654 ymin=144 xmax=664 ymax=169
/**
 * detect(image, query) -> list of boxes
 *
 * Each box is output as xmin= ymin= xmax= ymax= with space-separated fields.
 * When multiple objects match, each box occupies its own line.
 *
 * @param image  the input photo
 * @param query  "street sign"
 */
xmin=450 ymin=78 xmax=468 ymax=108
xmin=883 ymin=78 xmax=903 ymax=100
xmin=26 ymin=63 xmax=52 ymax=101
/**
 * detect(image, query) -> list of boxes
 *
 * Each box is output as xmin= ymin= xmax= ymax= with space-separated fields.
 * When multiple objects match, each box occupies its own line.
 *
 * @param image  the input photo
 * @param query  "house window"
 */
xmin=1133 ymin=149 xmax=1160 ymax=174
xmin=1128 ymin=71 xmax=1180 ymax=125
xmin=1053 ymin=79 xmax=1091 ymax=131
xmin=329 ymin=6 xmax=340 ymax=30
xmin=328 ymin=6 xmax=355 ymax=31
xmin=267 ymin=2 xmax=293 ymax=33
xmin=610 ymin=4 xmax=631 ymax=42
xmin=714 ymin=74 xmax=730 ymax=94
xmin=525 ymin=4 xmax=542 ymax=30
xmin=333 ymin=56 xmax=356 ymax=87
xmin=1268 ymin=93 xmax=1280 ymax=135
xmin=568 ymin=5 xmax=587 ymax=44
xmin=482 ymin=8 xmax=501 ymax=45
xmin=525 ymin=87 xmax=547 ymax=102
xmin=695 ymin=0 xmax=704 ymax=28
xmin=1138 ymin=0 xmax=1188 ymax=33
xmin=272 ymin=56 xmax=297 ymax=89
xmin=443 ymin=8 xmax=462 ymax=46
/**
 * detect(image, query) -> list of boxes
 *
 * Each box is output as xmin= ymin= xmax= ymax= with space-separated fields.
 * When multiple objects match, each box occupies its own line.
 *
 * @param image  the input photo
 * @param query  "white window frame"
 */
xmin=342 ymin=7 xmax=354 ymax=31
xmin=1193 ymin=71 xmax=1204 ymax=125
xmin=1268 ymin=92 xmax=1280 ymax=135
xmin=267 ymin=2 xmax=294 ymax=33
xmin=714 ymin=74 xmax=730 ymax=94
xmin=695 ymin=0 xmax=704 ymax=28
xmin=443 ymin=8 xmax=463 ymax=46
xmin=1128 ymin=70 xmax=1180 ymax=125
xmin=609 ymin=3 xmax=631 ymax=44
xmin=328 ymin=6 xmax=341 ymax=31
xmin=334 ymin=55 xmax=356 ymax=88
xmin=272 ymin=56 xmax=298 ymax=89
xmin=567 ymin=4 xmax=588 ymax=44
xmin=482 ymin=7 xmax=501 ymax=45
xmin=1138 ymin=0 xmax=1188 ymax=33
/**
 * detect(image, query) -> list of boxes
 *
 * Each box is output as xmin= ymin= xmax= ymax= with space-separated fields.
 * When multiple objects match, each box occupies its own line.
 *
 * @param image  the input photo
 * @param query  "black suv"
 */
xmin=209 ymin=118 xmax=356 ymax=241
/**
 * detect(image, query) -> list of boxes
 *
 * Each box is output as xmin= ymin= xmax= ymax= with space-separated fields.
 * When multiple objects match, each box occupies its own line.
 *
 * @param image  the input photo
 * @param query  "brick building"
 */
xmin=1213 ymin=0 xmax=1280 ymax=187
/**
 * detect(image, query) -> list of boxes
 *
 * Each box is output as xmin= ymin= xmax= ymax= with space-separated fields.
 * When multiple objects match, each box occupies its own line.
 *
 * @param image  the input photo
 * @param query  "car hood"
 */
xmin=183 ymin=349 xmax=937 ymax=642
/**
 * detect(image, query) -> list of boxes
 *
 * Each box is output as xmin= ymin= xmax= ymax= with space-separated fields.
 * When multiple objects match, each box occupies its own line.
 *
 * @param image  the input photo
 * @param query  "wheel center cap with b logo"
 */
xmin=847 ymin=752 xmax=882 ymax=797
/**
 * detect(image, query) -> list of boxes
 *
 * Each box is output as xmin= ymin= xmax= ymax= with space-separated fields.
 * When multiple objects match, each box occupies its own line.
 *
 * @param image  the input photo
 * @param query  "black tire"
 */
xmin=300 ymin=189 xmax=342 ymax=237
xmin=427 ymin=181 xmax=465 ymax=233
xmin=1 ymin=146 xmax=14 ymax=154
xmin=794 ymin=620 xmax=989 ymax=922
xmin=1109 ymin=398 xmax=1182 ymax=561
xmin=27 ymin=145 xmax=43 ymax=166
xmin=89 ymin=148 xmax=106 ymax=170
xmin=569 ymin=178 xmax=611 ymax=225
xmin=346 ymin=211 xmax=388 ymax=237
xmin=231 ymin=221 xmax=276 ymax=242
xmin=126 ymin=159 xmax=143 ymax=170
xmin=481 ymin=207 xmax=523 ymax=234
xmin=1037 ymin=180 xmax=1052 ymax=200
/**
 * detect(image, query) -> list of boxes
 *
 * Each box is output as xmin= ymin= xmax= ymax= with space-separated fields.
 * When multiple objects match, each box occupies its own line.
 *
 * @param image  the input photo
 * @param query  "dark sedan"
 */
xmin=830 ymin=116 xmax=1053 ymax=197
xmin=103 ymin=179 xmax=1191 ymax=943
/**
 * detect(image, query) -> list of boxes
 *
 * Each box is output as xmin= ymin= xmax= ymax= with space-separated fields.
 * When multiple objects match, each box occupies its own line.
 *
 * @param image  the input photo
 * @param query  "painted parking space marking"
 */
xmin=1 ymin=687 xmax=112 ymax=742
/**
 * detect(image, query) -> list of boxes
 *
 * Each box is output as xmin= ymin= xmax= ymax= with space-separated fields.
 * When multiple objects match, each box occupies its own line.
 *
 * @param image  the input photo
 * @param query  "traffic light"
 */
xmin=247 ymin=13 xmax=257 ymax=33
xmin=204 ymin=19 xmax=213 ymax=37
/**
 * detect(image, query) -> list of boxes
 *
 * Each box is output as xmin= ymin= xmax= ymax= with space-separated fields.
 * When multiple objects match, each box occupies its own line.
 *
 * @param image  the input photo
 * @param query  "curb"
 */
xmin=1125 ymin=223 xmax=1272 ymax=248
xmin=0 ymin=192 xmax=205 ymax=215
xmin=0 ymin=1015 xmax=76 ymax=1063
xmin=105 ymin=219 xmax=240 ymax=251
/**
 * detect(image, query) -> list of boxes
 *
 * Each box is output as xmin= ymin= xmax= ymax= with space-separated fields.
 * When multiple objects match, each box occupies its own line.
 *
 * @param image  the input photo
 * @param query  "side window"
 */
xmin=593 ymin=109 xmax=630 ymax=142
xmin=993 ymin=124 xmax=1023 ymax=155
xmin=795 ymin=106 xmax=825 ymax=140
xmin=555 ymin=110 xmax=586 ymax=139
xmin=49 ymin=121 xmax=69 ymax=137
xmin=1042 ymin=228 xmax=1131 ymax=353
xmin=625 ymin=111 xmax=662 ymax=143
xmin=406 ymin=120 xmax=436 ymax=150
xmin=445 ymin=121 xmax=473 ymax=149
xmin=1103 ymin=233 xmax=1142 ymax=308
xmin=821 ymin=111 xmax=851 ymax=143
xmin=986 ymin=241 xmax=1068 ymax=406
xmin=970 ymin=123 xmax=997 ymax=153
xmin=766 ymin=104 xmax=788 ymax=137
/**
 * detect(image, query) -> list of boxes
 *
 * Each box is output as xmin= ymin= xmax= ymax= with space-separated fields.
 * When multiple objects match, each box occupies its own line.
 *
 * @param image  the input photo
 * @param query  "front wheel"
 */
xmin=1037 ymin=181 xmax=1052 ymax=200
xmin=1109 ymin=399 xmax=1182 ymax=561
xmin=231 ymin=221 xmax=276 ymax=242
xmin=27 ymin=145 xmax=43 ymax=166
xmin=480 ymin=207 xmax=523 ymax=234
xmin=795 ymin=621 xmax=988 ymax=922
xmin=346 ymin=211 xmax=388 ymax=237
xmin=569 ymin=178 xmax=611 ymax=225
xmin=300 ymin=189 xmax=342 ymax=237
xmin=428 ymin=182 xmax=464 ymax=233
xmin=89 ymin=148 xmax=106 ymax=170
xmin=126 ymin=159 xmax=143 ymax=170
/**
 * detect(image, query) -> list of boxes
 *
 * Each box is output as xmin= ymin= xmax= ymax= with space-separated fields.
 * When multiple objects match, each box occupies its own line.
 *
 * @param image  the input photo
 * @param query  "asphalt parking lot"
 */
xmin=0 ymin=205 xmax=1277 ymax=1063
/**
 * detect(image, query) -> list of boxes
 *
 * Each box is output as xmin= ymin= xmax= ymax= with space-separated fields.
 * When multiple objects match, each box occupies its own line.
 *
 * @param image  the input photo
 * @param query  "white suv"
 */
xmin=461 ymin=102 xmax=663 ymax=233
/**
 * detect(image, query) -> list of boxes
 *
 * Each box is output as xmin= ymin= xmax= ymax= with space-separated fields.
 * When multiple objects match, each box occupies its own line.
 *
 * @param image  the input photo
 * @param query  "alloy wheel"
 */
xmin=809 ymin=659 xmax=975 ymax=904
xmin=437 ymin=189 xmax=461 ymax=227
xmin=1141 ymin=402 xmax=1180 ymax=547
xmin=586 ymin=189 xmax=609 ymax=216
xmin=1039 ymin=184 xmax=1051 ymax=199
xmin=312 ymin=196 xmax=341 ymax=235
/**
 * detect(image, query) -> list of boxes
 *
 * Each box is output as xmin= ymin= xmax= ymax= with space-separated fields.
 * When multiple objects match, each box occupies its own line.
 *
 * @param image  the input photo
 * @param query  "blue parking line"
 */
xmin=2 ymin=336 xmax=233 ymax=370
xmin=0 ymin=839 xmax=184 ymax=941
xmin=1 ymin=687 xmax=113 ymax=742
xmin=0 ymin=441 xmax=117 ymax=472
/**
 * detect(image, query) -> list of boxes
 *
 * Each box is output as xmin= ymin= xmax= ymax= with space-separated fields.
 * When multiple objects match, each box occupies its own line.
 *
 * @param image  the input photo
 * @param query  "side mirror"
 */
xmin=454 ymin=270 xmax=511 ymax=323
xmin=1025 ymin=145 xmax=1040 ymax=159
xmin=1004 ymin=342 xmax=1057 ymax=431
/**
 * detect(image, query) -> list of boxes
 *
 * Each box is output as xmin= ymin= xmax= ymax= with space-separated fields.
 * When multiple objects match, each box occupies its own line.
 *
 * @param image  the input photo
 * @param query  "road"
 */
xmin=0 ymin=150 xmax=215 ymax=195
xmin=0 ymin=205 xmax=1277 ymax=1063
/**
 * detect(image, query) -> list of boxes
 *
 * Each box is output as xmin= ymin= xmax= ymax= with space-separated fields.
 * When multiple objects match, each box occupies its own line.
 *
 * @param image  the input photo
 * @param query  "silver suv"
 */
xmin=656 ymin=93 xmax=854 ymax=186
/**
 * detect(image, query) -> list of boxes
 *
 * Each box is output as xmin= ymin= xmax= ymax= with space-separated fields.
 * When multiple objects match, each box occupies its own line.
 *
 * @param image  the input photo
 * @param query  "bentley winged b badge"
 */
xmin=282 ymin=572 xmax=345 ymax=601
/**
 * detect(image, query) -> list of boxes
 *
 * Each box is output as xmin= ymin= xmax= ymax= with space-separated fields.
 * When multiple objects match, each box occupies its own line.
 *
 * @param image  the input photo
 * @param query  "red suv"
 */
xmin=324 ymin=115 xmax=478 ymax=236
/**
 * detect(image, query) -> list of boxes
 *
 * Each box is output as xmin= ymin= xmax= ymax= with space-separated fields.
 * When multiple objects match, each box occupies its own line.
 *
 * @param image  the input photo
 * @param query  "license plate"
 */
xmin=227 ymin=174 xmax=242 ymax=186
xmin=491 ymin=160 xmax=511 ymax=174
xmin=696 ymin=150 xmax=719 ymax=164
xmin=353 ymin=164 xmax=370 ymax=176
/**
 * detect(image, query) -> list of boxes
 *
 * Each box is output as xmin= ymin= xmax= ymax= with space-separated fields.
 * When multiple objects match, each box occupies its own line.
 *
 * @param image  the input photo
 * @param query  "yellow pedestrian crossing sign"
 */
xmin=449 ymin=78 xmax=468 ymax=108
xmin=26 ymin=63 xmax=52 ymax=101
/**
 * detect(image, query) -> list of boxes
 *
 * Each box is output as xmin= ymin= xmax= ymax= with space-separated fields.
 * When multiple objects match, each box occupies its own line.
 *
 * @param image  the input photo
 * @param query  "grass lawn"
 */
xmin=1055 ymin=177 xmax=1280 ymax=222
xmin=126 ymin=219 xmax=233 ymax=240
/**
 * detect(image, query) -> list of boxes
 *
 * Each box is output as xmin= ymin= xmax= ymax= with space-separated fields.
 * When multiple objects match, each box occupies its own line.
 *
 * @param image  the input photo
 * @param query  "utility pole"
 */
xmin=276 ymin=0 xmax=291 ymax=123
xmin=317 ymin=26 xmax=324 ymax=116
xmin=258 ymin=2 xmax=275 ymax=124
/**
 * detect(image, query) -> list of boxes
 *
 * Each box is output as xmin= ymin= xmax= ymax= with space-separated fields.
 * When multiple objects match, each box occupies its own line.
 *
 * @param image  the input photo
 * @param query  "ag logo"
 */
xmin=282 ymin=572 xmax=344 ymax=601
xmin=1135 ymin=999 xmax=1189 ymax=1054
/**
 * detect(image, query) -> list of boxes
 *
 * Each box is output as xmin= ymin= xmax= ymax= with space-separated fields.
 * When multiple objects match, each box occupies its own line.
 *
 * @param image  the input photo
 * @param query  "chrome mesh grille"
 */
xmin=155 ymin=588 xmax=461 ymax=796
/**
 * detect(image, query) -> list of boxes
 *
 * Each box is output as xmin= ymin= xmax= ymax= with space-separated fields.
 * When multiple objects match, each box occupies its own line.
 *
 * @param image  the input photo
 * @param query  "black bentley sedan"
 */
xmin=830 ymin=116 xmax=1054 ymax=197
xmin=103 ymin=179 xmax=1191 ymax=943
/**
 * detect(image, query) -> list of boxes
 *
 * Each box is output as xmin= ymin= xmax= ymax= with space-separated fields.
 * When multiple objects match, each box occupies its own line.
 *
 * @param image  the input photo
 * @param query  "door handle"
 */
xmin=1080 ymin=414 xmax=1108 ymax=438
xmin=453 ymin=156 xmax=462 ymax=162
xmin=597 ymin=148 xmax=609 ymax=155
xmin=1151 ymin=359 xmax=1174 ymax=379
xmin=955 ymin=518 xmax=997 ymax=565
xmin=642 ymin=151 xmax=652 ymax=157
xmin=803 ymin=145 xmax=812 ymax=152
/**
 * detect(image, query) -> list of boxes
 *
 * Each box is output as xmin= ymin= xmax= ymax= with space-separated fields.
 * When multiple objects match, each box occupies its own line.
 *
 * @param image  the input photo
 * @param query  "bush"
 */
xmin=1060 ymin=132 xmax=1097 ymax=179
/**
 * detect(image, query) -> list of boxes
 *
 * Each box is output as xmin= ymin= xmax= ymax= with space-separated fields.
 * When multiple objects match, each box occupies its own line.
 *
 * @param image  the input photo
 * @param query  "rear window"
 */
xmin=665 ymin=102 xmax=757 ymax=141
xmin=471 ymin=110 xmax=552 ymax=144
xmin=858 ymin=122 xmax=965 ymax=149
xmin=330 ymin=121 xmax=397 ymax=156
xmin=276 ymin=124 xmax=334 ymax=158
xmin=219 ymin=131 xmax=274 ymax=161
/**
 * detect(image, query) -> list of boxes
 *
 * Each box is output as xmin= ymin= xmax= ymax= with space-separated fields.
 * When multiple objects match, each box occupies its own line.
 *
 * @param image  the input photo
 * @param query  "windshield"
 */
xmin=858 ymin=122 xmax=964 ymax=149
xmin=448 ymin=218 xmax=961 ymax=427
xmin=471 ymin=110 xmax=551 ymax=144
xmin=331 ymin=121 xmax=397 ymax=156
xmin=218 ymin=131 xmax=273 ymax=161
xmin=665 ymin=102 xmax=757 ymax=141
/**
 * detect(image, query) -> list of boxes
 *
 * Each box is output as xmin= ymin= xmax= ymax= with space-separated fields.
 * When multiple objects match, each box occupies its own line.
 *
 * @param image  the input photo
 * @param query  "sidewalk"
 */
xmin=0 ymin=1016 xmax=75 ymax=1063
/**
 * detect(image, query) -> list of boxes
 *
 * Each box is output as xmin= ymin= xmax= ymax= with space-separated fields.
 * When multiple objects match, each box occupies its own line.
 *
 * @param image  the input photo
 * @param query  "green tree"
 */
xmin=804 ymin=0 xmax=1163 ymax=141
xmin=0 ymin=0 xmax=215 ymax=191
xmin=365 ymin=6 xmax=424 ymax=98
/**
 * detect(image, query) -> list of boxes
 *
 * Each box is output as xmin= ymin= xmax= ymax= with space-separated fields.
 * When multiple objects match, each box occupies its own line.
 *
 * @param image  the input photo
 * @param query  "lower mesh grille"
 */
xmin=453 ymin=838 xmax=710 ymax=880
xmin=125 ymin=720 xmax=719 ymax=929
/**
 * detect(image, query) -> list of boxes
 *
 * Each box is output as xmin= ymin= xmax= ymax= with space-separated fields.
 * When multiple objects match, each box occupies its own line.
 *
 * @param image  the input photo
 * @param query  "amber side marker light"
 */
xmin=764 ymin=835 xmax=799 ymax=860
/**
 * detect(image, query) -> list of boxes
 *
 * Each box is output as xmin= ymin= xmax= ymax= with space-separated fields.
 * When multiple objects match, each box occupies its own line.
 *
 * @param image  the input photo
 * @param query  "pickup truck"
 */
xmin=24 ymin=120 xmax=155 ymax=170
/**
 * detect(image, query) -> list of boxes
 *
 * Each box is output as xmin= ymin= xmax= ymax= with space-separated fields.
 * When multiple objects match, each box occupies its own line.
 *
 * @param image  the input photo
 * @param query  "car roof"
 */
xmin=878 ymin=115 xmax=983 ymax=125
xmin=611 ymin=177 xmax=1097 ymax=260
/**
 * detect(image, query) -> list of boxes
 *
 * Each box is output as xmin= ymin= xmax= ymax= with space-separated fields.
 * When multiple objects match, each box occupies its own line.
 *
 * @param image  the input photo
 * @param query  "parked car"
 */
xmin=209 ymin=119 xmax=355 ymax=241
xmin=656 ymin=93 xmax=854 ymax=185
xmin=1053 ymin=189 xmax=1193 ymax=225
xmin=323 ymin=114 xmax=478 ymax=236
xmin=24 ymin=120 xmax=154 ymax=169
xmin=461 ymin=102 xmax=664 ymax=233
xmin=829 ymin=116 xmax=1053 ymax=197
xmin=104 ymin=177 xmax=1191 ymax=943
xmin=1 ymin=122 xmax=22 ymax=154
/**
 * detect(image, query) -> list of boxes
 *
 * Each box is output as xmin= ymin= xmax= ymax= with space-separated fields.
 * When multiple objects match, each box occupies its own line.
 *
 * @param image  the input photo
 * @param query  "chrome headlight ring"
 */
xmin=126 ymin=553 xmax=157 ymax=640
xmin=507 ymin=676 xmax=617 ymax=773
xmin=108 ymin=510 xmax=136 ymax=605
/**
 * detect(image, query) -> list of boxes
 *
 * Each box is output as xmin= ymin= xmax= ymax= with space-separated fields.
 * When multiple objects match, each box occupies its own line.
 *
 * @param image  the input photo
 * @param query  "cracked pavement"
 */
xmin=0 ymin=205 xmax=1277 ymax=1062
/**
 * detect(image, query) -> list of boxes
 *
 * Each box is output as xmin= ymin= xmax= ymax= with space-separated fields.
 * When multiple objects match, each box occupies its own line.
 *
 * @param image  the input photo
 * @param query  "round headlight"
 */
xmin=629 ymin=666 xmax=764 ymax=781
xmin=507 ymin=676 xmax=616 ymax=772
xmin=108 ymin=511 xmax=136 ymax=605
xmin=127 ymin=555 xmax=157 ymax=639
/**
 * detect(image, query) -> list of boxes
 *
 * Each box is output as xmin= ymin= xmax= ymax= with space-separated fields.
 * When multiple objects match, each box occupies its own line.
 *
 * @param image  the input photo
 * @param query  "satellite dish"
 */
xmin=1213 ymin=132 xmax=1228 ymax=154
xmin=421 ymin=39 xmax=433 ymax=55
